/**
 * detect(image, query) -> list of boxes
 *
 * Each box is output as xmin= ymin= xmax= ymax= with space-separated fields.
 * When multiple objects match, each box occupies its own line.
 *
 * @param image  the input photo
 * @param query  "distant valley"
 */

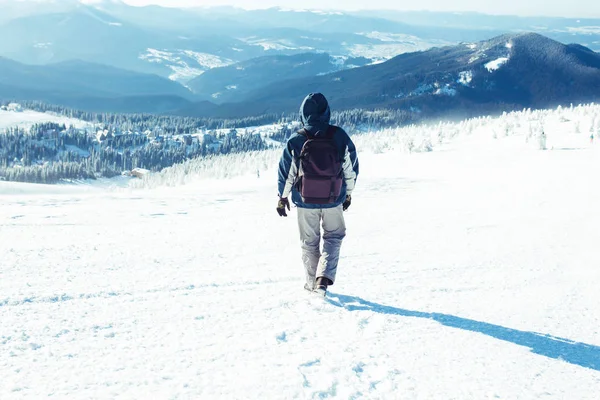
xmin=0 ymin=1 xmax=599 ymax=121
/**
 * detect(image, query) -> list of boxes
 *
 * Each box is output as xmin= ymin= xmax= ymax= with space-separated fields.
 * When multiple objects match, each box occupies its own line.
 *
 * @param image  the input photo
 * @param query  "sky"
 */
xmin=120 ymin=0 xmax=598 ymax=18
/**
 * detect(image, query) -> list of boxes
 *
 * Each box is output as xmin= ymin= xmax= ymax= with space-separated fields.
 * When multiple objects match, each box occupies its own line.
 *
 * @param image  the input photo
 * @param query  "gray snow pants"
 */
xmin=297 ymin=205 xmax=346 ymax=287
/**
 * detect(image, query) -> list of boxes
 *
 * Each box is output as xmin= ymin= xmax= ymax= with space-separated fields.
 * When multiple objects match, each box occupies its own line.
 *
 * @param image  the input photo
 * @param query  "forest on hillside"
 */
xmin=0 ymin=101 xmax=415 ymax=184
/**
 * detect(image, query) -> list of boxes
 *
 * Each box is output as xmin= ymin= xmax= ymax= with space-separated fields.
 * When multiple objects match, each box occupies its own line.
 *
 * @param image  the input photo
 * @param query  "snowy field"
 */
xmin=1 ymin=105 xmax=600 ymax=399
xmin=0 ymin=109 xmax=91 ymax=132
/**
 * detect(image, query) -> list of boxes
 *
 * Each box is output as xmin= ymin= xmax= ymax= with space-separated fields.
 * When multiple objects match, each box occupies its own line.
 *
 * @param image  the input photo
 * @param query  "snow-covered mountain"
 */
xmin=176 ymin=33 xmax=600 ymax=119
xmin=2 ymin=104 xmax=600 ymax=398
xmin=5 ymin=1 xmax=598 ymax=87
xmin=0 ymin=107 xmax=91 ymax=131
xmin=1 ymin=2 xmax=599 ymax=117
xmin=186 ymin=52 xmax=370 ymax=102
xmin=0 ymin=1 xmax=454 ymax=84
xmin=1 ymin=31 xmax=598 ymax=119
xmin=0 ymin=57 xmax=194 ymax=113
xmin=358 ymin=9 xmax=600 ymax=51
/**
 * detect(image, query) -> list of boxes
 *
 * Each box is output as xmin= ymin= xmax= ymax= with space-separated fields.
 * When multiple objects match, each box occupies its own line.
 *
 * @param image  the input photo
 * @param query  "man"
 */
xmin=276 ymin=93 xmax=359 ymax=296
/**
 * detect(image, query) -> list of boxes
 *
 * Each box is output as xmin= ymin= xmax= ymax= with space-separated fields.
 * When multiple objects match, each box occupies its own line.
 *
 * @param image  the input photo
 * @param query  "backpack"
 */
xmin=296 ymin=125 xmax=343 ymax=204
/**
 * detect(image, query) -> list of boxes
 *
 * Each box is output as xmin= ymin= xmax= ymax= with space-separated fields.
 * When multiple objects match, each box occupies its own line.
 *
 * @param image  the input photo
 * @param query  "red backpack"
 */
xmin=296 ymin=125 xmax=343 ymax=204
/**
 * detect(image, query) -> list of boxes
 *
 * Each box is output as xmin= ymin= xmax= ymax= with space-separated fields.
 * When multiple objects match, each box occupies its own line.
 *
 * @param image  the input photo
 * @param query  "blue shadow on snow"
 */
xmin=327 ymin=294 xmax=600 ymax=371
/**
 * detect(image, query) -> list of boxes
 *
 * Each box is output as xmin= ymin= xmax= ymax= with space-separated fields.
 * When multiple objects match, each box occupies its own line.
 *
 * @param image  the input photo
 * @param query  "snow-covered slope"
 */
xmin=139 ymin=48 xmax=234 ymax=84
xmin=1 ymin=105 xmax=600 ymax=398
xmin=352 ymin=32 xmax=451 ymax=62
xmin=0 ymin=109 xmax=92 ymax=131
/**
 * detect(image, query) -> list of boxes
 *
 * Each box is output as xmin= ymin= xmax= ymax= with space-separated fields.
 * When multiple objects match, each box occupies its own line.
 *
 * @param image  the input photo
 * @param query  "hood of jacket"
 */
xmin=300 ymin=92 xmax=330 ymax=135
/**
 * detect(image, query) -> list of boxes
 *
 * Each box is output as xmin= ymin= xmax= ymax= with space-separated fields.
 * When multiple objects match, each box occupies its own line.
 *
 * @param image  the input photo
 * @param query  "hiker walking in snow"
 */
xmin=276 ymin=93 xmax=359 ymax=296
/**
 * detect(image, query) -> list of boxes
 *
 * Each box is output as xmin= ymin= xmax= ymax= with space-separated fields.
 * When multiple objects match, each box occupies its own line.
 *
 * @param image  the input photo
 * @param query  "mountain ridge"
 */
xmin=174 ymin=33 xmax=600 ymax=119
xmin=186 ymin=52 xmax=370 ymax=102
xmin=0 ymin=56 xmax=196 ymax=113
xmin=1 ymin=32 xmax=598 ymax=119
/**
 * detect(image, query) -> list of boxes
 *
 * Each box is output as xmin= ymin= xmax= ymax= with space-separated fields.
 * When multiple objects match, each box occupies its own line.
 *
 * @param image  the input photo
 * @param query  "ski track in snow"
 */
xmin=1 ymin=119 xmax=600 ymax=398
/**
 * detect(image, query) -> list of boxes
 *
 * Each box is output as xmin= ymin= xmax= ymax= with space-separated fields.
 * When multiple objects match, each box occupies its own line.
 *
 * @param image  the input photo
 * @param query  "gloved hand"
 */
xmin=277 ymin=197 xmax=290 ymax=217
xmin=343 ymin=195 xmax=351 ymax=211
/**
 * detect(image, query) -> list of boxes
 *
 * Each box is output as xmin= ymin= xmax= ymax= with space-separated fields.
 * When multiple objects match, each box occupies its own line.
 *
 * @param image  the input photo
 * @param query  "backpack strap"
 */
xmin=298 ymin=128 xmax=312 ymax=138
xmin=326 ymin=125 xmax=337 ymax=139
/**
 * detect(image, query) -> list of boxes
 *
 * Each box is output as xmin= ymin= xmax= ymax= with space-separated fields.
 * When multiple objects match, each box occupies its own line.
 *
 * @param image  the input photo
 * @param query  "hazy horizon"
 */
xmin=113 ymin=0 xmax=600 ymax=19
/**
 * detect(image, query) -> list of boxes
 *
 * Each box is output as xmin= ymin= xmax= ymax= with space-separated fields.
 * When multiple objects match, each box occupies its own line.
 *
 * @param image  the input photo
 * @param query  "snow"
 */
xmin=359 ymin=31 xmax=414 ymax=43
xmin=139 ymin=49 xmax=233 ymax=84
xmin=2 ymin=105 xmax=600 ymax=398
xmin=253 ymin=41 xmax=312 ymax=51
xmin=0 ymin=109 xmax=92 ymax=132
xmin=485 ymin=57 xmax=509 ymax=72
xmin=167 ymin=64 xmax=205 ymax=83
xmin=434 ymin=86 xmax=457 ymax=96
xmin=458 ymin=70 xmax=473 ymax=85
xmin=277 ymin=7 xmax=344 ymax=16
xmin=469 ymin=55 xmax=481 ymax=63
xmin=310 ymin=10 xmax=344 ymax=15
xmin=181 ymin=50 xmax=232 ymax=69
xmin=7 ymin=103 xmax=22 ymax=112
xmin=139 ymin=48 xmax=177 ymax=64
xmin=33 ymin=42 xmax=52 ymax=49
xmin=330 ymin=55 xmax=347 ymax=67
xmin=130 ymin=168 xmax=150 ymax=179
xmin=565 ymin=26 xmax=600 ymax=34
xmin=238 ymin=36 xmax=316 ymax=52
xmin=275 ymin=8 xmax=343 ymax=15
xmin=352 ymin=33 xmax=451 ymax=62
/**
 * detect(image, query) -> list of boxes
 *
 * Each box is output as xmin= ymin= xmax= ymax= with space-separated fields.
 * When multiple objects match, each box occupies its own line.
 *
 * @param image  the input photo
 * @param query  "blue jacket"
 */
xmin=278 ymin=93 xmax=359 ymax=209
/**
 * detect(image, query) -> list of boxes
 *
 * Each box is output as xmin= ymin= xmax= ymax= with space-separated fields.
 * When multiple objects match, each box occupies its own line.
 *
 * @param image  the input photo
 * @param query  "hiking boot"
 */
xmin=304 ymin=283 xmax=314 ymax=292
xmin=315 ymin=277 xmax=332 ymax=287
xmin=313 ymin=277 xmax=332 ymax=297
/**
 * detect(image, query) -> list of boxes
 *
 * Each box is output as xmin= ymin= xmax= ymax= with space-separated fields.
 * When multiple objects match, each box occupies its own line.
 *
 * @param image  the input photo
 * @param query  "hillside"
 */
xmin=181 ymin=33 xmax=600 ymax=118
xmin=0 ymin=57 xmax=195 ymax=113
xmin=1 ymin=2 xmax=599 ymax=88
xmin=0 ymin=58 xmax=191 ymax=98
xmin=2 ymin=104 xmax=600 ymax=398
xmin=0 ymin=3 xmax=461 ymax=83
xmin=187 ymin=52 xmax=369 ymax=102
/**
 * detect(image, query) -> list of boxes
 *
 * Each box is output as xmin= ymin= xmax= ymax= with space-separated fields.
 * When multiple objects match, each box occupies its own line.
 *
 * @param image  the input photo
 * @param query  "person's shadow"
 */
xmin=327 ymin=293 xmax=600 ymax=371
